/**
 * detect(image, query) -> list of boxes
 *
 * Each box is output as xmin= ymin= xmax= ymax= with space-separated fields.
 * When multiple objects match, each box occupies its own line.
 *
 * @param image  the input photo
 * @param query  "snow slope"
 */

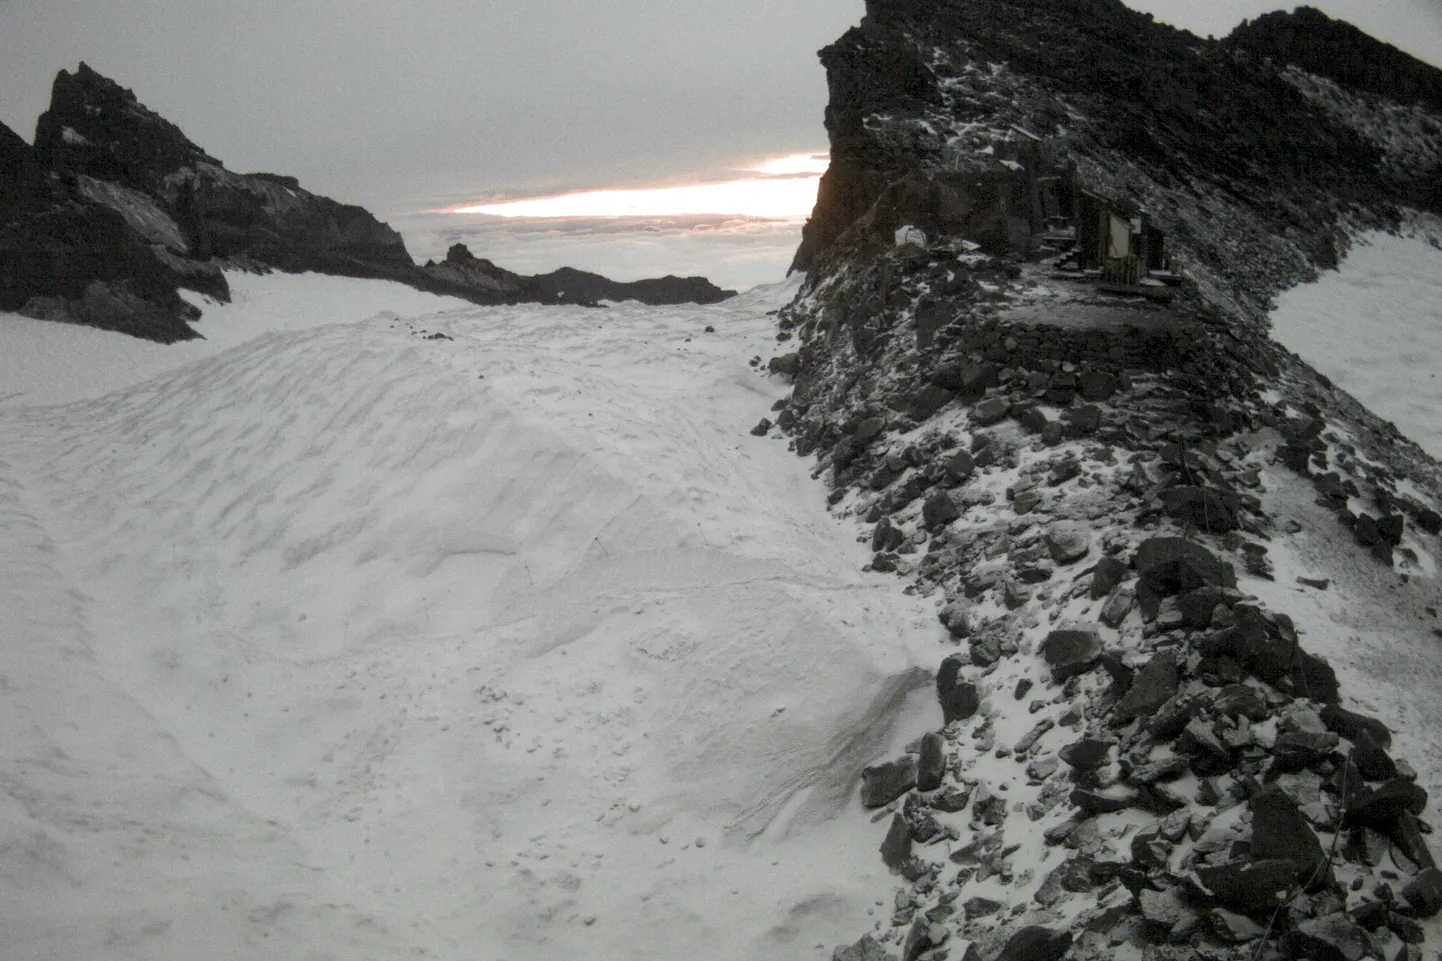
xmin=0 ymin=272 xmax=474 ymax=408
xmin=0 ymin=276 xmax=942 ymax=961
xmin=1271 ymin=230 xmax=1442 ymax=460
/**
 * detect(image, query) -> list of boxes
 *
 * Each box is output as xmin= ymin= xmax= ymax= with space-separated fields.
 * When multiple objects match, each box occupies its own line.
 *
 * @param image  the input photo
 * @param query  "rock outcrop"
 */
xmin=420 ymin=244 xmax=734 ymax=307
xmin=2 ymin=63 xmax=735 ymax=342
xmin=763 ymin=2 xmax=1442 ymax=959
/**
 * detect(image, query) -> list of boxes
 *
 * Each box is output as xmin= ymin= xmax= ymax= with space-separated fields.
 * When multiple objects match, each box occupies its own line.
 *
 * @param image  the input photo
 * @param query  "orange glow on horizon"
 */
xmin=451 ymin=153 xmax=829 ymax=220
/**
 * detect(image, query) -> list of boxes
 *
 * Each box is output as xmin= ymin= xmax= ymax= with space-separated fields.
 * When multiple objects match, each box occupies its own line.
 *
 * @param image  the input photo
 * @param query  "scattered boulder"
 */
xmin=861 ymin=757 xmax=918 ymax=808
xmin=922 ymin=492 xmax=961 ymax=529
xmin=1041 ymin=627 xmax=1102 ymax=682
xmin=971 ymin=396 xmax=1011 ymax=426
xmin=1320 ymin=704 xmax=1393 ymax=750
xmin=872 ymin=515 xmax=906 ymax=552
xmin=1251 ymin=785 xmax=1330 ymax=887
xmin=1163 ymin=485 xmax=1241 ymax=532
xmin=995 ymin=926 xmax=1072 ymax=961
xmin=1078 ymin=371 xmax=1119 ymax=402
xmin=1044 ymin=527 xmax=1089 ymax=565
xmin=1196 ymin=859 xmax=1296 ymax=914
xmin=1345 ymin=778 xmax=1429 ymax=827
xmin=833 ymin=934 xmax=889 ymax=961
xmin=1211 ymin=684 xmax=1270 ymax=721
xmin=1113 ymin=649 xmax=1180 ymax=721
xmin=1089 ymin=556 xmax=1128 ymax=599
xmin=880 ymin=814 xmax=914 ymax=871
xmin=938 ymin=600 xmax=972 ymax=638
xmin=1059 ymin=737 xmax=1112 ymax=770
xmin=1283 ymin=912 xmax=1378 ymax=961
xmin=1099 ymin=590 xmax=1134 ymax=628
xmin=1070 ymin=787 xmax=1137 ymax=815
xmin=936 ymin=654 xmax=981 ymax=724
xmin=1134 ymin=537 xmax=1234 ymax=597
xmin=1402 ymin=867 xmax=1442 ymax=918
xmin=909 ymin=385 xmax=955 ymax=421
xmin=917 ymin=732 xmax=946 ymax=792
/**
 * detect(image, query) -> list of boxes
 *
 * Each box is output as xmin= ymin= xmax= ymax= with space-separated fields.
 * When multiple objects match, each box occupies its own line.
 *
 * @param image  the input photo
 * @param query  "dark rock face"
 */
xmin=3 ymin=64 xmax=734 ymax=342
xmin=1226 ymin=7 xmax=1442 ymax=113
xmin=420 ymin=249 xmax=735 ymax=307
xmin=774 ymin=2 xmax=1442 ymax=957
xmin=790 ymin=0 xmax=1417 ymax=278
xmin=34 ymin=62 xmax=219 ymax=194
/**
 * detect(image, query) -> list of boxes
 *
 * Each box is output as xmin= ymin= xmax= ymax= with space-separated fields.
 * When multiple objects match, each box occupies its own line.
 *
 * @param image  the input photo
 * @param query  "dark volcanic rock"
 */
xmin=1227 ymin=7 xmax=1442 ymax=112
xmin=1283 ymin=912 xmax=1379 ymax=961
xmin=1163 ymin=485 xmax=1241 ymax=532
xmin=880 ymin=814 xmax=914 ymax=871
xmin=34 ymin=62 xmax=218 ymax=193
xmin=1251 ymin=785 xmax=1330 ymax=888
xmin=1402 ymin=867 xmax=1442 ymax=918
xmin=861 ymin=757 xmax=918 ymax=808
xmin=1346 ymin=778 xmax=1429 ymax=827
xmin=7 ymin=64 xmax=733 ymax=342
xmin=1321 ymin=704 xmax=1393 ymax=750
xmin=936 ymin=654 xmax=980 ymax=724
xmin=1196 ymin=859 xmax=1297 ymax=914
xmin=916 ymin=732 xmax=946 ymax=792
xmin=1112 ymin=649 xmax=1179 ymax=722
xmin=995 ymin=926 xmax=1072 ymax=961
xmin=1041 ymin=627 xmax=1101 ymax=682
xmin=1059 ymin=737 xmax=1111 ymax=771
xmin=1133 ymin=538 xmax=1233 ymax=597
xmin=527 ymin=265 xmax=735 ymax=306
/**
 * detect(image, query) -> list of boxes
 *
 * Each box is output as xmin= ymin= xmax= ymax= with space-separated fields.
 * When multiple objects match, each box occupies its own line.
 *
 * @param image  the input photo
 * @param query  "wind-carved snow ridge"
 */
xmin=0 ymin=274 xmax=943 ymax=961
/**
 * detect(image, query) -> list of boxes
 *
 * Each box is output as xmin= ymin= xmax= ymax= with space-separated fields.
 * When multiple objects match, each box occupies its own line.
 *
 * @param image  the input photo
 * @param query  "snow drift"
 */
xmin=0 ymin=275 xmax=941 ymax=961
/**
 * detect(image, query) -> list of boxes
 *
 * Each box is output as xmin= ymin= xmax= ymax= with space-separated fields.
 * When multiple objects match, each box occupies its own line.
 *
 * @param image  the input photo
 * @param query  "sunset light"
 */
xmin=452 ymin=152 xmax=829 ymax=219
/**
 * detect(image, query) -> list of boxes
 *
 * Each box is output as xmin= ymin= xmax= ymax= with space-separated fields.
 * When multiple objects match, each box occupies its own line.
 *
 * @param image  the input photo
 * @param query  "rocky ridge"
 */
xmin=1 ymin=63 xmax=734 ymax=342
xmin=761 ymin=3 xmax=1442 ymax=960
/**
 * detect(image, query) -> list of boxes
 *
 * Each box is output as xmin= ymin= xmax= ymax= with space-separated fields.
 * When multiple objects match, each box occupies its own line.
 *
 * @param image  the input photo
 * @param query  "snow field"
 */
xmin=1271 ymin=230 xmax=1442 ymax=460
xmin=0 ymin=274 xmax=944 ymax=961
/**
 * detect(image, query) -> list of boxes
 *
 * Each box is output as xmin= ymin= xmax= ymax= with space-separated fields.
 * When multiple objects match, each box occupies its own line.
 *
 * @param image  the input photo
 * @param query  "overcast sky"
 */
xmin=2 ymin=1 xmax=1441 ymax=220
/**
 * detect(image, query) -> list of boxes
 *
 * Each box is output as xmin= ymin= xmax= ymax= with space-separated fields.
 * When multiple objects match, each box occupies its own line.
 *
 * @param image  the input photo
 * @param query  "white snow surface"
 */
xmin=1271 ymin=230 xmax=1442 ymax=459
xmin=0 ymin=274 xmax=943 ymax=961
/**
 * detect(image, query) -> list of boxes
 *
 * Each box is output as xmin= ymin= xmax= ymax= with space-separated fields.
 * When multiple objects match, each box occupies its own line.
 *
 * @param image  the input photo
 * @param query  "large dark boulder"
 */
xmin=1113 ymin=649 xmax=1179 ymax=721
xmin=1250 ymin=785 xmax=1330 ymax=888
xmin=1283 ymin=912 xmax=1379 ymax=961
xmin=994 ymin=926 xmax=1072 ymax=961
xmin=1196 ymin=859 xmax=1296 ymax=914
xmin=936 ymin=654 xmax=980 ymax=724
xmin=861 ymin=756 xmax=918 ymax=809
xmin=1041 ymin=627 xmax=1101 ymax=682
xmin=1133 ymin=538 xmax=1233 ymax=597
xmin=1163 ymin=485 xmax=1241 ymax=532
xmin=1320 ymin=704 xmax=1393 ymax=750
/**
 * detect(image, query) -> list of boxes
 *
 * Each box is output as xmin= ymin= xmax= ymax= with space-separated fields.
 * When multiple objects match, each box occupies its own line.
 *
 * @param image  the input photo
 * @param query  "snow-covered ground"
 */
xmin=0 ymin=274 xmax=943 ymax=961
xmin=1271 ymin=230 xmax=1442 ymax=460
